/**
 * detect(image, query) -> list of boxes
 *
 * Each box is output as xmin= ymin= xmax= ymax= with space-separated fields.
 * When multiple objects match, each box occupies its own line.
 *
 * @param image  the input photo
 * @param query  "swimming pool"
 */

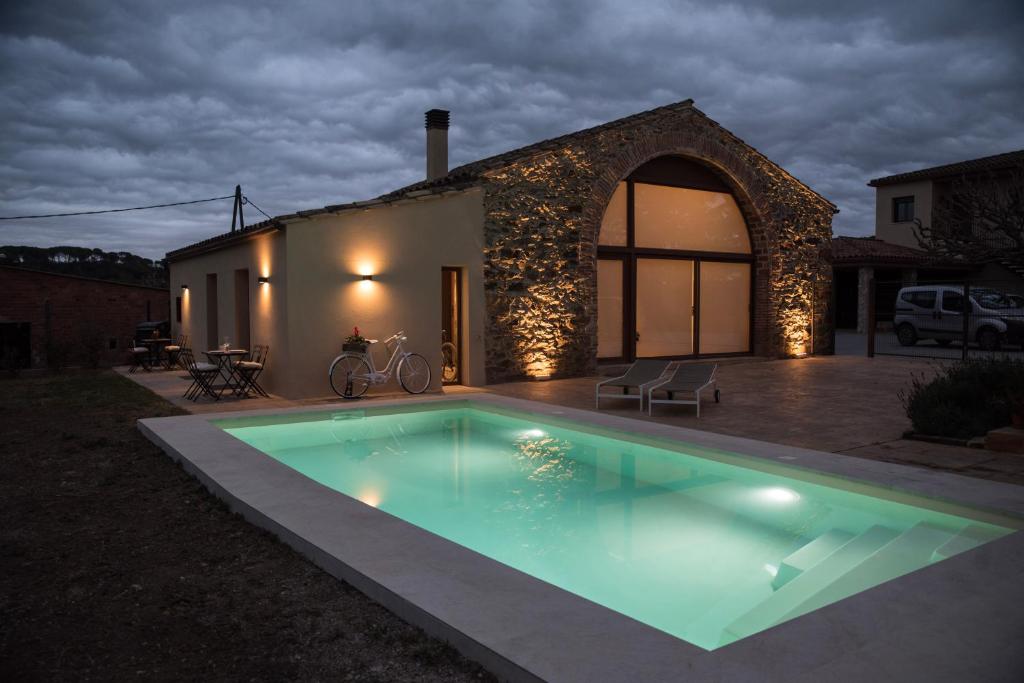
xmin=218 ymin=403 xmax=1015 ymax=651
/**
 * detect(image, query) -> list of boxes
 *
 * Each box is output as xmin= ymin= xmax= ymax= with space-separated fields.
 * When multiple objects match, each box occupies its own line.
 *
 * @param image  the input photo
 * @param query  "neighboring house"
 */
xmin=167 ymin=100 xmax=836 ymax=399
xmin=0 ymin=265 xmax=170 ymax=369
xmin=832 ymin=150 xmax=1024 ymax=332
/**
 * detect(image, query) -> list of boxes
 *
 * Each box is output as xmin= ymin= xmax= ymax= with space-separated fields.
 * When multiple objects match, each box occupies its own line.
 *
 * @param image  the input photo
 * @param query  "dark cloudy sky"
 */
xmin=2 ymin=0 xmax=1022 ymax=260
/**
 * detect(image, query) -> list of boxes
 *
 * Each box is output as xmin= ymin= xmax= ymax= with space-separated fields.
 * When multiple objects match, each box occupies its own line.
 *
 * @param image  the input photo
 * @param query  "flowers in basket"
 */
xmin=343 ymin=326 xmax=369 ymax=353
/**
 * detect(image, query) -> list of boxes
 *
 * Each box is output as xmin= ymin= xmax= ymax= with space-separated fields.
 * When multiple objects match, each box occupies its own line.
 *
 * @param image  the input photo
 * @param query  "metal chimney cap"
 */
xmin=425 ymin=109 xmax=450 ymax=130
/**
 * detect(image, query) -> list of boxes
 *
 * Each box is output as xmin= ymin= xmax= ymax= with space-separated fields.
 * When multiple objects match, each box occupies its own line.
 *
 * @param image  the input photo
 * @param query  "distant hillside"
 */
xmin=0 ymin=245 xmax=168 ymax=288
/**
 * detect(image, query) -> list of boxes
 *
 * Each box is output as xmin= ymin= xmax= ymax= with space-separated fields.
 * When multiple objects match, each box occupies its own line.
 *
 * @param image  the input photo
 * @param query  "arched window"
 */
xmin=597 ymin=156 xmax=753 ymax=360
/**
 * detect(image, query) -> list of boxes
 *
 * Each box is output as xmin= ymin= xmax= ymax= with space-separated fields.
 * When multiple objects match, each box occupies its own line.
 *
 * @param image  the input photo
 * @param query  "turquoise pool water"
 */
xmin=221 ymin=406 xmax=1015 ymax=650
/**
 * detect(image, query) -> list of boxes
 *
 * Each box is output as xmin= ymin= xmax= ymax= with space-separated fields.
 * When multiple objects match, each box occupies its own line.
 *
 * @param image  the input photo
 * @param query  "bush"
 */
xmin=900 ymin=358 xmax=1024 ymax=439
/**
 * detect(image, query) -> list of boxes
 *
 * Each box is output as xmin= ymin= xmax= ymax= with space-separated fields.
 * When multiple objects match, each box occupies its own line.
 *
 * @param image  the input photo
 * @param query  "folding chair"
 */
xmin=181 ymin=348 xmax=220 ymax=401
xmin=234 ymin=344 xmax=269 ymax=397
xmin=128 ymin=339 xmax=151 ymax=373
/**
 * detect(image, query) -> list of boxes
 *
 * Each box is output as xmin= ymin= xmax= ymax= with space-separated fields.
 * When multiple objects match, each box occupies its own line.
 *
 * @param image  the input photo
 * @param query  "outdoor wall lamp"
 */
xmin=181 ymin=284 xmax=189 ymax=290
xmin=257 ymin=276 xmax=270 ymax=285
xmin=361 ymin=274 xmax=373 ymax=281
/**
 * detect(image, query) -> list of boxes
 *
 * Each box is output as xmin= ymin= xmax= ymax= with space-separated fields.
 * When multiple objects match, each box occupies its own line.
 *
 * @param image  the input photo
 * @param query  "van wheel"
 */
xmin=977 ymin=328 xmax=1001 ymax=352
xmin=896 ymin=323 xmax=918 ymax=347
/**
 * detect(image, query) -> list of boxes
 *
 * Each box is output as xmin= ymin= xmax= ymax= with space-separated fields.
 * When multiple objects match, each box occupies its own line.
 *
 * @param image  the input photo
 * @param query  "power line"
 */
xmin=241 ymin=196 xmax=273 ymax=221
xmin=0 ymin=195 xmax=235 ymax=220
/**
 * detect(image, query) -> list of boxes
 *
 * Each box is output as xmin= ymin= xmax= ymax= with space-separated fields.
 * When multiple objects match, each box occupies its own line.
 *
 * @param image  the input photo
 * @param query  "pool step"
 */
xmin=780 ymin=522 xmax=954 ymax=619
xmin=772 ymin=529 xmax=855 ymax=590
xmin=931 ymin=524 xmax=1006 ymax=562
xmin=720 ymin=525 xmax=898 ymax=645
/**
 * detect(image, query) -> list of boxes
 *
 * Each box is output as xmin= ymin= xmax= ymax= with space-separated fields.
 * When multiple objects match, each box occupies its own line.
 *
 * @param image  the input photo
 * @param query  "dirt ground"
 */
xmin=0 ymin=371 xmax=492 ymax=681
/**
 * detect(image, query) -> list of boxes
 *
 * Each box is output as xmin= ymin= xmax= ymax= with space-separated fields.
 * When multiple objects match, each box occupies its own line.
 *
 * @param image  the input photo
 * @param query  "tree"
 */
xmin=913 ymin=164 xmax=1024 ymax=271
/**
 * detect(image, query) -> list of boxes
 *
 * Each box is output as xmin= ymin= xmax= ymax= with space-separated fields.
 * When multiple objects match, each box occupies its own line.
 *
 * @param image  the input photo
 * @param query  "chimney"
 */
xmin=425 ymin=109 xmax=449 ymax=181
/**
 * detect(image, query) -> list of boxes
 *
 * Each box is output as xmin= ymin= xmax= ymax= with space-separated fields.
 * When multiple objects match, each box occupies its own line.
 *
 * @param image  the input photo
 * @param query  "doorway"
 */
xmin=234 ymin=269 xmax=251 ymax=350
xmin=441 ymin=267 xmax=462 ymax=384
xmin=205 ymin=273 xmax=218 ymax=350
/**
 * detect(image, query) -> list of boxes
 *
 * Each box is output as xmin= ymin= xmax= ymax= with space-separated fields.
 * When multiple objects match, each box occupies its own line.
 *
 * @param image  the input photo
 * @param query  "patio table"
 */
xmin=140 ymin=338 xmax=172 ymax=369
xmin=203 ymin=349 xmax=249 ymax=397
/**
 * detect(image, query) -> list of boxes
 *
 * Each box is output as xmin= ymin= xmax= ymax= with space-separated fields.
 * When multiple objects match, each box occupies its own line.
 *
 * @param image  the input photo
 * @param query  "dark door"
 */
xmin=441 ymin=267 xmax=462 ymax=384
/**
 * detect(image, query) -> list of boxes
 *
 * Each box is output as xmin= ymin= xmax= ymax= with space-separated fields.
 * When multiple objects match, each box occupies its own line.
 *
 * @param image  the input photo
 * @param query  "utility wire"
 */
xmin=241 ymin=196 xmax=274 ymax=221
xmin=0 ymin=195 xmax=235 ymax=220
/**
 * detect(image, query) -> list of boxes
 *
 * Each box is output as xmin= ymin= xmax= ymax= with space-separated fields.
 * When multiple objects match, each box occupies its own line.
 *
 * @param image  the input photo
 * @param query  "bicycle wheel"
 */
xmin=441 ymin=342 xmax=458 ymax=383
xmin=398 ymin=353 xmax=431 ymax=394
xmin=329 ymin=354 xmax=372 ymax=398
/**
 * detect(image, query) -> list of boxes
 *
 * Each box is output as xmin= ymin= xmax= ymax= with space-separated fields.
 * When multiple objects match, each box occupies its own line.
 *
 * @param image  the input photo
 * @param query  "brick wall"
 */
xmin=478 ymin=105 xmax=835 ymax=382
xmin=0 ymin=266 xmax=170 ymax=368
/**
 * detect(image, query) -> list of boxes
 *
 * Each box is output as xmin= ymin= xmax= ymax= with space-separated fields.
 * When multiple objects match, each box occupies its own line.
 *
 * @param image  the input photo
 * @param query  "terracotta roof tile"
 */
xmin=868 ymin=149 xmax=1024 ymax=187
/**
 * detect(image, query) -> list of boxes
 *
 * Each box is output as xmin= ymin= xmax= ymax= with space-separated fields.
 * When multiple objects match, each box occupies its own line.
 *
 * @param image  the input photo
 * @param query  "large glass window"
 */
xmin=699 ymin=262 xmax=750 ymax=354
xmin=634 ymin=183 xmax=750 ymax=253
xmin=598 ymin=182 xmax=628 ymax=246
xmin=597 ymin=259 xmax=624 ymax=358
xmin=596 ymin=156 xmax=753 ymax=360
xmin=636 ymin=259 xmax=693 ymax=357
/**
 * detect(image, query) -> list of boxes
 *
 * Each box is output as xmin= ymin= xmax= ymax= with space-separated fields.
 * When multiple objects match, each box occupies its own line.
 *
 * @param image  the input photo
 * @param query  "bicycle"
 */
xmin=328 ymin=330 xmax=431 ymax=398
xmin=441 ymin=329 xmax=458 ymax=383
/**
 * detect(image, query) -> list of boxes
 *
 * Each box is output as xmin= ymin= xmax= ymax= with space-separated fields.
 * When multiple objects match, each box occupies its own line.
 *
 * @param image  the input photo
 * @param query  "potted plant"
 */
xmin=342 ymin=326 xmax=369 ymax=353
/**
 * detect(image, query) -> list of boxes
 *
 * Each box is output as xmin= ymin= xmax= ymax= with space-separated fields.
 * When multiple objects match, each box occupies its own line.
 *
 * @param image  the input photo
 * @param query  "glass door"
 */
xmin=597 ymin=257 xmax=626 ymax=360
xmin=635 ymin=258 xmax=694 ymax=357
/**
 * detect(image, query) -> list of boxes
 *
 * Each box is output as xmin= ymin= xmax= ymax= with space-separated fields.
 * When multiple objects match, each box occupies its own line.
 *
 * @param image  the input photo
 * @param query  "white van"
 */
xmin=893 ymin=285 xmax=1024 ymax=350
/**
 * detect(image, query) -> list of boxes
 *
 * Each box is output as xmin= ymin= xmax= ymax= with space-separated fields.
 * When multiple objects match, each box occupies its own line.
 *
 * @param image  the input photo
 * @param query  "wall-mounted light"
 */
xmin=257 ymin=276 xmax=270 ymax=285
xmin=361 ymin=274 xmax=374 ymax=281
xmin=181 ymin=284 xmax=189 ymax=291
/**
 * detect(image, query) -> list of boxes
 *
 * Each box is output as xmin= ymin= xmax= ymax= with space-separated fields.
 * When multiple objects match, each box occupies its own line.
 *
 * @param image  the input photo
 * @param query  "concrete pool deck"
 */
xmin=139 ymin=393 xmax=1024 ymax=683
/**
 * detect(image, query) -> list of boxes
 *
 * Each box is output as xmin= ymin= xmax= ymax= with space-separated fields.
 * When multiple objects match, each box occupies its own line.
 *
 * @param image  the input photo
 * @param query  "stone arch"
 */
xmin=578 ymin=131 xmax=777 ymax=359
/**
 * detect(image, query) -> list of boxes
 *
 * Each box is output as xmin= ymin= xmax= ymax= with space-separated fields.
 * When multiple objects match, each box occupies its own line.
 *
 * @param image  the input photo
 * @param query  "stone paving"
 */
xmin=487 ymin=355 xmax=1024 ymax=487
xmin=120 ymin=355 xmax=1024 ymax=486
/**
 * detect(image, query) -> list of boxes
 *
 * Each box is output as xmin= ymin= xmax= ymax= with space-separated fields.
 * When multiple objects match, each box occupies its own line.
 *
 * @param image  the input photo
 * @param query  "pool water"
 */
xmin=222 ymin=406 xmax=1015 ymax=650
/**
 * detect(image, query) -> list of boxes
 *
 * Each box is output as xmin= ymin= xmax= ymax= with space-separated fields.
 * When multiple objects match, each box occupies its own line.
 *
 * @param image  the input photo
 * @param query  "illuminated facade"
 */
xmin=168 ymin=100 xmax=835 ymax=397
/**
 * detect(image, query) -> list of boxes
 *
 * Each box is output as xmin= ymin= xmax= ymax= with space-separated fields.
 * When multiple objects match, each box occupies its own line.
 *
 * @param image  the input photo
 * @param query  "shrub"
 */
xmin=900 ymin=358 xmax=1024 ymax=439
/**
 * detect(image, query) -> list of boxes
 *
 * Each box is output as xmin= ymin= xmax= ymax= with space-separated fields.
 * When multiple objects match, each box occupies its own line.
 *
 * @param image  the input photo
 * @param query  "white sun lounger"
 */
xmin=595 ymin=359 xmax=672 ymax=411
xmin=647 ymin=363 xmax=719 ymax=417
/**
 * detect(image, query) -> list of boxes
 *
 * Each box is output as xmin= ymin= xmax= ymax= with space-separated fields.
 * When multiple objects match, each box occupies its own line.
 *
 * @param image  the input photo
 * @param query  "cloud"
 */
xmin=1 ymin=0 xmax=1022 ymax=258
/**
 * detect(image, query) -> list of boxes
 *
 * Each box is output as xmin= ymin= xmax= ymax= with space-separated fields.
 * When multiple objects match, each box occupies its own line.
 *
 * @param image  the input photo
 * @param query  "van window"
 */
xmin=900 ymin=290 xmax=936 ymax=309
xmin=941 ymin=291 xmax=966 ymax=313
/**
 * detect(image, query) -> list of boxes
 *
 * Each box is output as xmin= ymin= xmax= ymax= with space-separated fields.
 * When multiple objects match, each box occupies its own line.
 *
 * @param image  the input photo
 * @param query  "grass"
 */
xmin=0 ymin=370 xmax=492 ymax=681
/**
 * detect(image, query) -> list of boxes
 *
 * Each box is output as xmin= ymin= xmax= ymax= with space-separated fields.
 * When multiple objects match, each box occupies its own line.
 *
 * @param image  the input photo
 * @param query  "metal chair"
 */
xmin=180 ymin=348 xmax=220 ymax=401
xmin=164 ymin=334 xmax=188 ymax=369
xmin=234 ymin=344 xmax=269 ymax=397
xmin=128 ymin=339 xmax=151 ymax=373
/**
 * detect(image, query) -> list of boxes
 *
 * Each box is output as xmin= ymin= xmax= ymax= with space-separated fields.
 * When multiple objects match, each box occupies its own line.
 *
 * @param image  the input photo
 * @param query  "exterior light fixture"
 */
xmin=361 ymin=274 xmax=373 ymax=281
xmin=257 ymin=276 xmax=269 ymax=285
xmin=181 ymin=284 xmax=189 ymax=290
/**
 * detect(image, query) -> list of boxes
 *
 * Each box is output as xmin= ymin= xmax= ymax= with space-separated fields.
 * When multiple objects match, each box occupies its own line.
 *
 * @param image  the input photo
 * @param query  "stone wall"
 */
xmin=477 ymin=105 xmax=835 ymax=382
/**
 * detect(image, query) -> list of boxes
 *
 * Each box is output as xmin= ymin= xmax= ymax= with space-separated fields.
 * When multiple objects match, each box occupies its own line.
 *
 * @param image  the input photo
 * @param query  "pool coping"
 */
xmin=139 ymin=394 xmax=1024 ymax=682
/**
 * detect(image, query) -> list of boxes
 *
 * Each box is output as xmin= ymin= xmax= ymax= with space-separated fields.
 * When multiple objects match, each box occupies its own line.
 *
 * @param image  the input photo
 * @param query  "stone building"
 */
xmin=167 ymin=100 xmax=836 ymax=398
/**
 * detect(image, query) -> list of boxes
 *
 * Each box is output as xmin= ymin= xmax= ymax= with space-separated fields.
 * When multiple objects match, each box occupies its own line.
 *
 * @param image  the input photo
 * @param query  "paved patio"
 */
xmin=487 ymin=355 xmax=1024 ymax=487
xmin=119 ymin=355 xmax=1024 ymax=486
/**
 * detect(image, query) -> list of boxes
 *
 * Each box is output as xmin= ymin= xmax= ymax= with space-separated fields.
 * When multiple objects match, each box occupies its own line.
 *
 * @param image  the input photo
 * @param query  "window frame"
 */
xmin=597 ymin=167 xmax=754 ymax=362
xmin=892 ymin=195 xmax=915 ymax=223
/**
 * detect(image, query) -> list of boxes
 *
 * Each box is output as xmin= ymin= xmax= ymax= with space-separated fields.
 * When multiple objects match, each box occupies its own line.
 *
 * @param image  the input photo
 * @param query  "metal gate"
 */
xmin=867 ymin=279 xmax=1024 ymax=360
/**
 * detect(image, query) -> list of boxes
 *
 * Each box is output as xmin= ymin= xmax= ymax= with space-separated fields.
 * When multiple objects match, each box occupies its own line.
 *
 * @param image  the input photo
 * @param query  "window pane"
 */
xmin=634 ymin=183 xmax=750 ymax=253
xmin=598 ymin=182 xmax=628 ymax=246
xmin=636 ymin=259 xmax=693 ymax=357
xmin=597 ymin=260 xmax=624 ymax=358
xmin=699 ymin=262 xmax=751 ymax=354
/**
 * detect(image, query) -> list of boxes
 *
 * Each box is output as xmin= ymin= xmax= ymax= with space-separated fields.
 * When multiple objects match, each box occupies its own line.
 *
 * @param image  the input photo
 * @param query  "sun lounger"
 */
xmin=647 ymin=363 xmax=719 ymax=417
xmin=595 ymin=359 xmax=672 ymax=411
